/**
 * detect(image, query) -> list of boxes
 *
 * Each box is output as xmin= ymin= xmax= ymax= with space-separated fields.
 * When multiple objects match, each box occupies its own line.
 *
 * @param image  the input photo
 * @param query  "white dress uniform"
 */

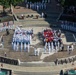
xmin=71 ymin=44 xmax=74 ymax=51
xmin=27 ymin=43 xmax=30 ymax=52
xmin=20 ymin=42 xmax=23 ymax=51
xmin=37 ymin=5 xmax=39 ymax=11
xmin=34 ymin=48 xmax=37 ymax=56
xmin=48 ymin=42 xmax=51 ymax=53
xmin=57 ymin=41 xmax=60 ymax=50
xmin=24 ymin=43 xmax=26 ymax=51
xmin=12 ymin=42 xmax=14 ymax=49
xmin=26 ymin=4 xmax=29 ymax=8
xmin=13 ymin=42 xmax=16 ymax=51
xmin=16 ymin=42 xmax=19 ymax=51
xmin=67 ymin=45 xmax=69 ymax=52
xmin=44 ymin=42 xmax=47 ymax=52
xmin=41 ymin=12 xmax=44 ymax=18
xmin=51 ymin=42 xmax=54 ymax=52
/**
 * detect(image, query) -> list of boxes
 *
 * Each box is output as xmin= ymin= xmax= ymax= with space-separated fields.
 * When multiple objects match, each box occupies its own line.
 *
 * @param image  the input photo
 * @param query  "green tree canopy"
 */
xmin=9 ymin=0 xmax=24 ymax=7
xmin=0 ymin=0 xmax=9 ymax=8
xmin=0 ymin=0 xmax=24 ymax=12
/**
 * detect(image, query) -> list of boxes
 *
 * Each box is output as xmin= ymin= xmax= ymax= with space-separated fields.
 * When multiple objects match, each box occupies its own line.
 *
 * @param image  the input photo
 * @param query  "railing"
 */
xmin=55 ymin=55 xmax=76 ymax=65
xmin=0 ymin=56 xmax=19 ymax=65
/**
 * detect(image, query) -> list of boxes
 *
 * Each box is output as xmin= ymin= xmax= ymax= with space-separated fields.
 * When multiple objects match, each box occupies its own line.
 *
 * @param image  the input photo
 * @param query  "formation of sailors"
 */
xmin=61 ymin=21 xmax=76 ymax=32
xmin=43 ymin=29 xmax=63 ymax=53
xmin=44 ymin=39 xmax=63 ymax=53
xmin=25 ymin=2 xmax=47 ymax=11
xmin=12 ymin=27 xmax=33 ymax=52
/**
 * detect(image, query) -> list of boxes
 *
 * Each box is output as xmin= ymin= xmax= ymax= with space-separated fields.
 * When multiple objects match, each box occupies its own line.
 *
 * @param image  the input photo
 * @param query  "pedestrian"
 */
xmin=6 ymin=29 xmax=9 ymax=35
xmin=60 ymin=70 xmax=63 ymax=75
xmin=34 ymin=48 xmax=37 ymax=56
xmin=26 ymin=3 xmax=29 ymax=8
xmin=69 ymin=45 xmax=72 ymax=55
xmin=71 ymin=43 xmax=74 ymax=51
xmin=4 ymin=52 xmax=7 ymax=57
xmin=41 ymin=12 xmax=44 ymax=18
xmin=54 ymin=58 xmax=58 ymax=65
xmin=37 ymin=5 xmax=39 ymax=11
xmin=67 ymin=45 xmax=71 ymax=55
xmin=65 ymin=59 xmax=68 ymax=64
xmin=21 ymin=14 xmax=24 ymax=19
xmin=60 ymin=44 xmax=64 ymax=51
xmin=61 ymin=59 xmax=63 ymax=65
xmin=1 ymin=35 xmax=4 ymax=48
xmin=1 ymin=63 xmax=3 ymax=67
xmin=44 ymin=13 xmax=47 ymax=18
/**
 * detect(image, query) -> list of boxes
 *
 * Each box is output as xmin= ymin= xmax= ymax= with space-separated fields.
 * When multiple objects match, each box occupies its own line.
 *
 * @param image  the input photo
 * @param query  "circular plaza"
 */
xmin=0 ymin=0 xmax=76 ymax=75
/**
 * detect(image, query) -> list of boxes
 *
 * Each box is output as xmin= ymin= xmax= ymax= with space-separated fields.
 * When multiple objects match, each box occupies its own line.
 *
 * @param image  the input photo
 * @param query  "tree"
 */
xmin=9 ymin=0 xmax=24 ymax=7
xmin=0 ymin=0 xmax=24 ymax=13
xmin=0 ymin=0 xmax=9 ymax=13
xmin=9 ymin=0 xmax=24 ymax=13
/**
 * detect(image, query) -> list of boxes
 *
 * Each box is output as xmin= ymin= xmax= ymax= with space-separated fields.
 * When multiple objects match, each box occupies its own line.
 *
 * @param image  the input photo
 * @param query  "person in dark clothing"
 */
xmin=65 ymin=59 xmax=68 ymax=64
xmin=61 ymin=59 xmax=63 ymax=65
xmin=60 ymin=44 xmax=64 ymax=51
xmin=60 ymin=70 xmax=64 ymax=75
xmin=6 ymin=29 xmax=10 ymax=35
xmin=4 ymin=52 xmax=7 ymax=57
xmin=54 ymin=58 xmax=58 ymax=65
xmin=44 ymin=13 xmax=47 ymax=18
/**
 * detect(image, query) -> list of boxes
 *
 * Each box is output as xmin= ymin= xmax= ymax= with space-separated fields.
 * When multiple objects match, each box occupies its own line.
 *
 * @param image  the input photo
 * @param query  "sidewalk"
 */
xmin=0 ymin=61 xmax=76 ymax=73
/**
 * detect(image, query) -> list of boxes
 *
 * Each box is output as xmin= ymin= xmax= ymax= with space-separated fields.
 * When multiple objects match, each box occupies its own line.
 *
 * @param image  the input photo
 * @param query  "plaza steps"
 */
xmin=14 ymin=71 xmax=59 ymax=75
xmin=16 ymin=12 xmax=60 ymax=16
xmin=14 ymin=16 xmax=61 ymax=27
xmin=14 ymin=0 xmax=62 ymax=27
xmin=18 ymin=17 xmax=58 ymax=21
xmin=14 ymin=21 xmax=50 ymax=27
xmin=19 ymin=62 xmax=55 ymax=67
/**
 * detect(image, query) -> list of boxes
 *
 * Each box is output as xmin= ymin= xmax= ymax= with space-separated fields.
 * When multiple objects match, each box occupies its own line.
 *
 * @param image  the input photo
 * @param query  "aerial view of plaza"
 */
xmin=0 ymin=0 xmax=76 ymax=75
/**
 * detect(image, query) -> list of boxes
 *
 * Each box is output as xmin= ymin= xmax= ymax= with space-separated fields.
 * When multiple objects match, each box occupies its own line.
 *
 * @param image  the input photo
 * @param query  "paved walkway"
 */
xmin=0 ymin=61 xmax=76 ymax=74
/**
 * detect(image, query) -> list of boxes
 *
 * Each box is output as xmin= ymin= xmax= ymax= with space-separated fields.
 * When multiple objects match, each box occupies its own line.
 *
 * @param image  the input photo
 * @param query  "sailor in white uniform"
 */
xmin=48 ymin=42 xmax=51 ymax=53
xmin=24 ymin=42 xmax=26 ymax=51
xmin=44 ymin=42 xmax=47 ymax=52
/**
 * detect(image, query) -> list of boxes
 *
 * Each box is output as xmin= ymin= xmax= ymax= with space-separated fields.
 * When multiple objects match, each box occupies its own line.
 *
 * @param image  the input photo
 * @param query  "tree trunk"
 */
xmin=3 ymin=6 xmax=5 ymax=13
xmin=2 ymin=6 xmax=6 ymax=16
xmin=10 ymin=4 xmax=13 ymax=14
